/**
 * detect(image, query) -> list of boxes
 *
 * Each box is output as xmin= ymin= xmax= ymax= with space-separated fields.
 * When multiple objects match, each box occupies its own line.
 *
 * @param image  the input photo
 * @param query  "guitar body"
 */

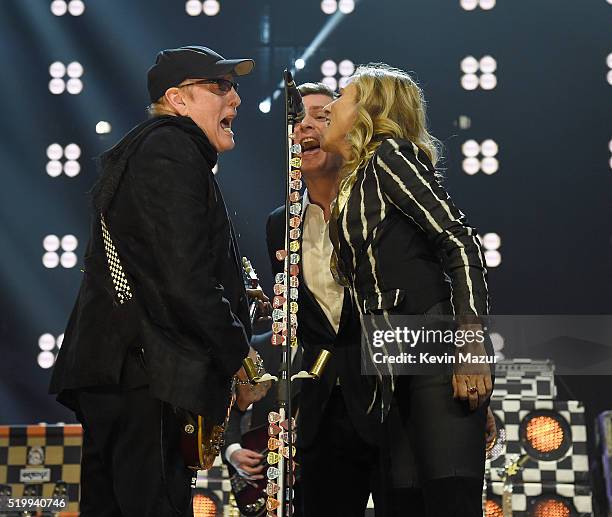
xmin=227 ymin=425 xmax=269 ymax=517
xmin=180 ymin=411 xmax=228 ymax=471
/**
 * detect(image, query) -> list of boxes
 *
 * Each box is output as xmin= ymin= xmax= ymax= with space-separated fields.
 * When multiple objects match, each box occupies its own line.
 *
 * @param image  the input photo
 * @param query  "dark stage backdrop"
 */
xmin=0 ymin=0 xmax=610 ymax=430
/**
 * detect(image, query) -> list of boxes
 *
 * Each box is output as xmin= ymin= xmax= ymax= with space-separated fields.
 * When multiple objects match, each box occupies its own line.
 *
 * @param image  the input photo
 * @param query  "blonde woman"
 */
xmin=320 ymin=63 xmax=492 ymax=516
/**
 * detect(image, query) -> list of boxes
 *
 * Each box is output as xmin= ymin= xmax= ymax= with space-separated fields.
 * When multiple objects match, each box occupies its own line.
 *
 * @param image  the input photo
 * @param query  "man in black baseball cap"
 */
xmin=50 ymin=45 xmax=269 ymax=516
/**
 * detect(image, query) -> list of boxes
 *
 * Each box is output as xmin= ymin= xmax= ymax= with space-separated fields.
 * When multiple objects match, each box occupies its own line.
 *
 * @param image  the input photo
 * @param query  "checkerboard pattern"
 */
xmin=0 ymin=424 xmax=82 ymax=515
xmin=487 ymin=481 xmax=593 ymax=515
xmin=100 ymin=215 xmax=133 ymax=305
xmin=492 ymin=373 xmax=556 ymax=400
xmin=193 ymin=456 xmax=238 ymax=516
xmin=489 ymin=399 xmax=590 ymax=485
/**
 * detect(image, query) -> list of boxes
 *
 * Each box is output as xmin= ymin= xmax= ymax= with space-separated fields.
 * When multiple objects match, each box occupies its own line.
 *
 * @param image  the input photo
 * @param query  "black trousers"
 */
xmin=75 ymin=386 xmax=193 ymax=517
xmin=299 ymin=386 xmax=387 ymax=517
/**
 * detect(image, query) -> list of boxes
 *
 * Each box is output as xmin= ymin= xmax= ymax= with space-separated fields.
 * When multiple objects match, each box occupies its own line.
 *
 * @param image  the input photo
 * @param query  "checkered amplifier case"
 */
xmin=193 ymin=456 xmax=238 ymax=517
xmin=0 ymin=424 xmax=82 ymax=516
xmin=492 ymin=359 xmax=556 ymax=400
xmin=489 ymin=399 xmax=590 ymax=485
xmin=486 ymin=481 xmax=593 ymax=515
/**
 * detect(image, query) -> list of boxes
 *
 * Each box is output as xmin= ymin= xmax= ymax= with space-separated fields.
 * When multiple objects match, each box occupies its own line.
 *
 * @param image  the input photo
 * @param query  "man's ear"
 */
xmin=164 ymin=87 xmax=189 ymax=116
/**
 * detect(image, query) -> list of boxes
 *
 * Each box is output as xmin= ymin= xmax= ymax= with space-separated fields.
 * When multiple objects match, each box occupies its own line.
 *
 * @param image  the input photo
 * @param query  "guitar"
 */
xmin=227 ymin=424 xmax=270 ymax=517
xmin=180 ymin=257 xmax=261 ymax=471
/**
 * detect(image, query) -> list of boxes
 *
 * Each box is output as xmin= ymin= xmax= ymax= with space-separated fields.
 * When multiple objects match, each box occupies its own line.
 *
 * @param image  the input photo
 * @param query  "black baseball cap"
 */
xmin=147 ymin=45 xmax=255 ymax=103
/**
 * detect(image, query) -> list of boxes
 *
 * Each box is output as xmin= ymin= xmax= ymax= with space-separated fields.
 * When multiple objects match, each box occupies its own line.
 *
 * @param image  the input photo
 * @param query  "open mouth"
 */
xmin=220 ymin=116 xmax=234 ymax=134
xmin=301 ymin=137 xmax=320 ymax=156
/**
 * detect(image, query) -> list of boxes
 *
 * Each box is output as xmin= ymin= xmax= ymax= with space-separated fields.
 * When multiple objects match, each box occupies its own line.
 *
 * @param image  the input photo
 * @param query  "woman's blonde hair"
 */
xmin=342 ymin=63 xmax=442 ymax=176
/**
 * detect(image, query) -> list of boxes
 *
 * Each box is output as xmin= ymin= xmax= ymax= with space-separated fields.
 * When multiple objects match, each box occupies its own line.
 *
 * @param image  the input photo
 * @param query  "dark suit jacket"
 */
xmin=50 ymin=116 xmax=251 ymax=424
xmin=266 ymin=205 xmax=380 ymax=448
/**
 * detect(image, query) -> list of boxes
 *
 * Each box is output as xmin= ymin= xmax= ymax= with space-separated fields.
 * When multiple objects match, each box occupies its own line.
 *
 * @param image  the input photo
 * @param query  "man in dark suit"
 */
xmin=49 ymin=46 xmax=269 ymax=517
xmin=266 ymin=83 xmax=387 ymax=516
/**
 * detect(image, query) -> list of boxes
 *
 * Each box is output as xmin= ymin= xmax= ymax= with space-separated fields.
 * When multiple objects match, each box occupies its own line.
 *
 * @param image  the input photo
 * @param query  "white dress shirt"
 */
xmin=301 ymin=191 xmax=344 ymax=333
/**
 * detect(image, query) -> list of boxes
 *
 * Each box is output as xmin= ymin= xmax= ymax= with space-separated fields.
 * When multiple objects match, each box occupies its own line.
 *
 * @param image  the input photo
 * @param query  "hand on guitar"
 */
xmin=452 ymin=323 xmax=493 ymax=411
xmin=246 ymin=287 xmax=272 ymax=324
xmin=229 ymin=447 xmax=265 ymax=480
xmin=235 ymin=347 xmax=272 ymax=410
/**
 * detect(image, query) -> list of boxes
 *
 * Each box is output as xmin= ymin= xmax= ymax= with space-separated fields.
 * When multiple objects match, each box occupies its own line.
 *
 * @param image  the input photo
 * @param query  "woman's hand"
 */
xmin=452 ymin=323 xmax=493 ymax=411
xmin=485 ymin=406 xmax=497 ymax=451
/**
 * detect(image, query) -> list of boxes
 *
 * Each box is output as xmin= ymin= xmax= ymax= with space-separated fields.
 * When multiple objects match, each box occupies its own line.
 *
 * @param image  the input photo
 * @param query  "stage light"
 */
xmin=480 ymin=139 xmax=498 ymax=157
xmin=37 ymin=351 xmax=55 ymax=369
xmin=338 ymin=76 xmax=350 ymax=88
xmin=481 ymin=157 xmax=499 ymax=175
xmin=68 ymin=0 xmax=85 ymax=16
xmin=295 ymin=58 xmax=305 ymax=70
xmin=460 ymin=0 xmax=478 ymax=10
xmin=462 ymin=157 xmax=480 ymax=175
xmin=43 ymin=235 xmax=60 ymax=252
xmin=482 ymin=232 xmax=501 ymax=250
xmin=192 ymin=489 xmax=220 ymax=517
xmin=479 ymin=55 xmax=497 ymax=73
xmin=480 ymin=73 xmax=497 ymax=90
xmin=479 ymin=0 xmax=496 ymax=9
xmin=321 ymin=59 xmax=337 ymax=77
xmin=61 ymin=235 xmax=78 ymax=252
xmin=321 ymin=0 xmax=337 ymax=14
xmin=43 ymin=252 xmax=60 ymax=268
xmin=212 ymin=164 xmax=218 ymax=175
xmin=338 ymin=0 xmax=355 ymax=13
xmin=461 ymin=56 xmax=479 ymax=74
xmin=96 ymin=121 xmax=112 ymax=134
xmin=202 ymin=0 xmax=220 ymax=16
xmin=520 ymin=410 xmax=571 ymax=461
xmin=63 ymin=161 xmax=80 ymax=177
xmin=64 ymin=143 xmax=81 ymax=160
xmin=462 ymin=139 xmax=480 ymax=158
xmin=47 ymin=143 xmax=63 ymax=160
xmin=49 ymin=62 xmax=66 ymax=78
xmin=607 ymin=53 xmax=612 ymax=85
xmin=61 ymin=252 xmax=77 ymax=268
xmin=338 ymin=59 xmax=355 ymax=77
xmin=484 ymin=499 xmax=503 ymax=517
xmin=50 ymin=0 xmax=68 ymax=16
xmin=66 ymin=78 xmax=83 ymax=94
xmin=66 ymin=61 xmax=83 ymax=78
xmin=484 ymin=250 xmax=501 ymax=267
xmin=39 ymin=334 xmax=56 ymax=352
xmin=185 ymin=0 xmax=202 ymax=16
xmin=531 ymin=497 xmax=573 ymax=517
xmin=259 ymin=98 xmax=271 ymax=113
xmin=461 ymin=74 xmax=479 ymax=90
xmin=321 ymin=76 xmax=338 ymax=91
xmin=46 ymin=161 xmax=63 ymax=177
xmin=49 ymin=79 xmax=65 ymax=95
xmin=490 ymin=332 xmax=504 ymax=353
xmin=56 ymin=334 xmax=64 ymax=349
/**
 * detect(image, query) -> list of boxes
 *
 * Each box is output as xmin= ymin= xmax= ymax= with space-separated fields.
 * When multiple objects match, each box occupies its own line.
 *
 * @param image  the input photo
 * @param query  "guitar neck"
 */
xmin=502 ymin=487 xmax=513 ymax=517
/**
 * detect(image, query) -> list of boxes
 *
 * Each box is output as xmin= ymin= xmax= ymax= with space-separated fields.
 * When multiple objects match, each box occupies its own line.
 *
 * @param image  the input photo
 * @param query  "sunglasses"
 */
xmin=178 ymin=78 xmax=239 ymax=95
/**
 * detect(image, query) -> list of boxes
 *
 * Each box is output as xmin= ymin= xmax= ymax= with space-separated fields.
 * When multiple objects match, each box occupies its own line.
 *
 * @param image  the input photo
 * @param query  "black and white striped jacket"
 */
xmin=335 ymin=137 xmax=489 ymax=318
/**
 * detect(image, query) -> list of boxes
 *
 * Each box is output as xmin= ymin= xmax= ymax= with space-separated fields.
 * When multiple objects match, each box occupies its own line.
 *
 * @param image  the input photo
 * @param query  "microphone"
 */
xmin=284 ymin=69 xmax=305 ymax=123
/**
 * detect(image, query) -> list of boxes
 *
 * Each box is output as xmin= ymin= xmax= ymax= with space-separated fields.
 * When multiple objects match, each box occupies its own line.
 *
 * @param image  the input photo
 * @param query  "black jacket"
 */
xmin=49 ymin=116 xmax=251 ymax=424
xmin=266 ymin=205 xmax=380 ymax=448
xmin=335 ymin=137 xmax=489 ymax=318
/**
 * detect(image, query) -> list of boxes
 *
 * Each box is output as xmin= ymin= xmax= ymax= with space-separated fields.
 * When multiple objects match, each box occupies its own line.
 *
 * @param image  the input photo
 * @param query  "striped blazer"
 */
xmin=335 ymin=137 xmax=489 ymax=318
